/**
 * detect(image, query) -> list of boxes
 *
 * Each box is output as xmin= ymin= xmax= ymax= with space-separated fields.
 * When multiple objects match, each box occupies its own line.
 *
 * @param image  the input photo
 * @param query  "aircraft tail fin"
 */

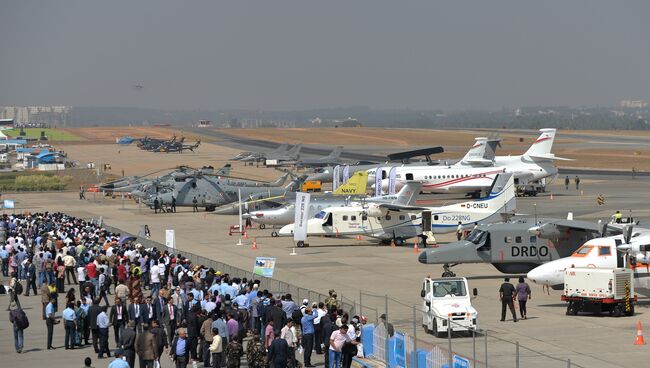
xmin=482 ymin=173 xmax=516 ymax=214
xmin=327 ymin=146 xmax=344 ymax=159
xmin=216 ymin=164 xmax=231 ymax=177
xmin=269 ymin=172 xmax=291 ymax=187
xmin=523 ymin=128 xmax=561 ymax=160
xmin=333 ymin=171 xmax=368 ymax=195
xmin=286 ymin=144 xmax=302 ymax=156
xmin=393 ymin=181 xmax=422 ymax=206
xmin=270 ymin=143 xmax=288 ymax=154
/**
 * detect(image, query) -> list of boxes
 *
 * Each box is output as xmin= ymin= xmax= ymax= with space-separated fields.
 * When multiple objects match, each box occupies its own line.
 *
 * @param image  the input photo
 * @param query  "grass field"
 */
xmin=4 ymin=128 xmax=85 ymax=141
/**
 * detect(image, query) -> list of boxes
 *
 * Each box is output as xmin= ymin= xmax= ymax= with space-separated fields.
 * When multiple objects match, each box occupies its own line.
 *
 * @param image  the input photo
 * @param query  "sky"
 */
xmin=1 ymin=1 xmax=649 ymax=111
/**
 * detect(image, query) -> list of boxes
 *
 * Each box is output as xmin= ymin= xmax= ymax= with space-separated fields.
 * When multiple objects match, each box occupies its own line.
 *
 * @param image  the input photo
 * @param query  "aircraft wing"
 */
xmin=378 ymin=203 xmax=427 ymax=212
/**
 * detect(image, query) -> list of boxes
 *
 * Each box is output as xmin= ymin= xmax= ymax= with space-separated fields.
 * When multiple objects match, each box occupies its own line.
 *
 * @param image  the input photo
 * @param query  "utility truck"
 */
xmin=421 ymin=277 xmax=478 ymax=337
xmin=562 ymin=267 xmax=636 ymax=317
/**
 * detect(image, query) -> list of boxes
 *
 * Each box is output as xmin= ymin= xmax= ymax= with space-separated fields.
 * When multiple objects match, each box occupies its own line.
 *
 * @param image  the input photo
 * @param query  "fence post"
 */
xmin=447 ymin=316 xmax=452 ymax=367
xmin=385 ymin=294 xmax=389 ymax=364
xmin=413 ymin=305 xmax=417 ymax=368
xmin=485 ymin=330 xmax=488 ymax=368
xmin=516 ymin=341 xmax=519 ymax=368
xmin=359 ymin=290 xmax=363 ymax=319
xmin=472 ymin=328 xmax=476 ymax=367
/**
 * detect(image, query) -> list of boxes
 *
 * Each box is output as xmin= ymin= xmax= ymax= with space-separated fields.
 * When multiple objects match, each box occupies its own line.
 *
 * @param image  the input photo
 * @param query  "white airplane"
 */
xmin=372 ymin=128 xmax=568 ymax=194
xmin=279 ymin=173 xmax=515 ymax=246
xmin=527 ymin=224 xmax=650 ymax=290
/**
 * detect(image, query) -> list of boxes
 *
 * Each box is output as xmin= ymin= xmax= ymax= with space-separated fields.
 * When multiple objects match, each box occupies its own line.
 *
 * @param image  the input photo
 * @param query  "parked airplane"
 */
xmin=374 ymin=128 xmax=566 ymax=195
xmin=242 ymin=173 xmax=419 ymax=235
xmin=232 ymin=143 xmax=288 ymax=161
xmin=418 ymin=217 xmax=617 ymax=277
xmin=148 ymin=171 xmax=302 ymax=211
xmin=241 ymin=144 xmax=302 ymax=163
xmin=295 ymin=146 xmax=344 ymax=168
xmin=212 ymin=171 xmax=370 ymax=217
xmin=527 ymin=224 xmax=650 ymax=290
xmin=279 ymin=173 xmax=515 ymax=247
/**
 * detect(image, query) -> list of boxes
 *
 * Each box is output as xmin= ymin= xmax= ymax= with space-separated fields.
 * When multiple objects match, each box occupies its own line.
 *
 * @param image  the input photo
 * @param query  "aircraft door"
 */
xmin=615 ymin=239 xmax=625 ymax=268
xmin=421 ymin=211 xmax=431 ymax=232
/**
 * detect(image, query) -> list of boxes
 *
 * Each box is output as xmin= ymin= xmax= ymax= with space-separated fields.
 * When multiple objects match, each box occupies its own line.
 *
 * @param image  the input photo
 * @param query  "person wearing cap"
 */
xmin=300 ymin=306 xmax=318 ymax=368
xmin=108 ymin=348 xmax=129 ymax=368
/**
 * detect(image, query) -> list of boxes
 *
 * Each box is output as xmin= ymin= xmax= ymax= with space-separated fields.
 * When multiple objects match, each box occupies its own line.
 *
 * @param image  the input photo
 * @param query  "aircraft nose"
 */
xmin=418 ymin=251 xmax=428 ymax=264
xmin=278 ymin=224 xmax=294 ymax=236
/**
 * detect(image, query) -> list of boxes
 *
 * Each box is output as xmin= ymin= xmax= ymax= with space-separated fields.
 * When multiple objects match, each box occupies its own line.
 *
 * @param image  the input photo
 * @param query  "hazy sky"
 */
xmin=1 ymin=1 xmax=649 ymax=110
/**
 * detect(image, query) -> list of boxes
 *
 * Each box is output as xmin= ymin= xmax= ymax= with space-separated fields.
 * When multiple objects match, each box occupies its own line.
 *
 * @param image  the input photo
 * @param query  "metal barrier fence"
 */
xmin=99 ymin=220 xmax=584 ymax=368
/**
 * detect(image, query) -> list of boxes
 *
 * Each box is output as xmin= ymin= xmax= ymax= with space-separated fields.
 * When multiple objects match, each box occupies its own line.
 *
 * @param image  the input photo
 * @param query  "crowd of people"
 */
xmin=2 ymin=212 xmax=369 ymax=368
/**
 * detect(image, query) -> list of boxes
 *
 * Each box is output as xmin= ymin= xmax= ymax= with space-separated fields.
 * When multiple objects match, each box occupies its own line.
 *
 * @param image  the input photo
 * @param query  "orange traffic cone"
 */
xmin=243 ymin=231 xmax=248 ymax=239
xmin=550 ymin=193 xmax=554 ymax=200
xmin=634 ymin=320 xmax=646 ymax=345
xmin=391 ymin=239 xmax=396 ymax=248
xmin=252 ymin=238 xmax=258 ymax=250
xmin=413 ymin=240 xmax=419 ymax=253
xmin=356 ymin=235 xmax=362 ymax=241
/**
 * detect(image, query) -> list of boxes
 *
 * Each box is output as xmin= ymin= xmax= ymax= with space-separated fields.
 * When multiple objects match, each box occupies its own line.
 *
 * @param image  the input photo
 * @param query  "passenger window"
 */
xmin=434 ymin=215 xmax=439 ymax=221
xmin=406 ymin=173 xmax=414 ymax=180
xmin=530 ymin=236 xmax=537 ymax=243
xmin=504 ymin=236 xmax=512 ymax=243
xmin=411 ymin=215 xmax=417 ymax=220
xmin=377 ymin=217 xmax=381 ymax=222
xmin=362 ymin=215 xmax=367 ymax=221
xmin=399 ymin=215 xmax=405 ymax=220
xmin=351 ymin=215 xmax=356 ymax=221
xmin=599 ymin=247 xmax=611 ymax=256
xmin=515 ymin=236 xmax=522 ymax=243
xmin=386 ymin=215 xmax=392 ymax=221
xmin=342 ymin=215 xmax=348 ymax=221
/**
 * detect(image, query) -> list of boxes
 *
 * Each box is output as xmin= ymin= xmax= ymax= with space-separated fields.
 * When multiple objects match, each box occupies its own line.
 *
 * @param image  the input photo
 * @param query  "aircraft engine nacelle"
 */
xmin=364 ymin=204 xmax=383 ymax=218
xmin=631 ymin=244 xmax=650 ymax=253
xmin=528 ymin=223 xmax=561 ymax=239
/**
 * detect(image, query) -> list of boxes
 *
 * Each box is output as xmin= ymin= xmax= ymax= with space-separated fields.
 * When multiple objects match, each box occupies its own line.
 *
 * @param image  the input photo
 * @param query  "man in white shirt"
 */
xmin=281 ymin=319 xmax=299 ymax=367
xmin=150 ymin=263 xmax=160 ymax=299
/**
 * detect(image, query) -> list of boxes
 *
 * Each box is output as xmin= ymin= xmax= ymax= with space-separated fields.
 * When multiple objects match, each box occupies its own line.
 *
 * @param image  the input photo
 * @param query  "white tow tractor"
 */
xmin=421 ymin=277 xmax=478 ymax=337
xmin=562 ymin=267 xmax=636 ymax=317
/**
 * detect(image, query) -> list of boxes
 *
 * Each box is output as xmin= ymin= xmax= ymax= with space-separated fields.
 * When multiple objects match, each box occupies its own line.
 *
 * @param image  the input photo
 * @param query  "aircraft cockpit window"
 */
xmin=575 ymin=245 xmax=593 ymax=255
xmin=598 ymin=246 xmax=611 ymax=256
xmin=315 ymin=211 xmax=327 ymax=219
xmin=465 ymin=229 xmax=483 ymax=244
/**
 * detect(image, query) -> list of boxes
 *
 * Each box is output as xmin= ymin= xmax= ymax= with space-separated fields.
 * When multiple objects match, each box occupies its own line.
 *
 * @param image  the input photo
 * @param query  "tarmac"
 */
xmin=2 ymin=137 xmax=650 ymax=367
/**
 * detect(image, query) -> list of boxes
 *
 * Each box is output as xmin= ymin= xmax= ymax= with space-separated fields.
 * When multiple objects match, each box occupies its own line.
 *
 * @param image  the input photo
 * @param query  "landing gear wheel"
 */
xmin=566 ymin=302 xmax=579 ymax=316
xmin=259 ymin=224 xmax=266 ymax=230
xmin=612 ymin=304 xmax=623 ymax=317
xmin=626 ymin=304 xmax=635 ymax=316
xmin=297 ymin=241 xmax=305 ymax=248
xmin=395 ymin=238 xmax=405 ymax=246
xmin=441 ymin=264 xmax=456 ymax=278
xmin=380 ymin=239 xmax=392 ymax=245
xmin=271 ymin=231 xmax=279 ymax=237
